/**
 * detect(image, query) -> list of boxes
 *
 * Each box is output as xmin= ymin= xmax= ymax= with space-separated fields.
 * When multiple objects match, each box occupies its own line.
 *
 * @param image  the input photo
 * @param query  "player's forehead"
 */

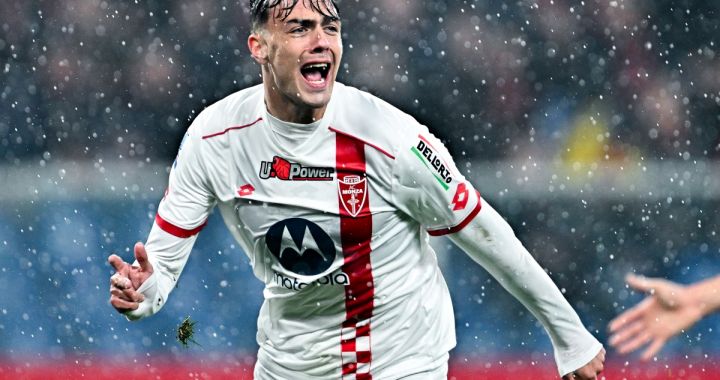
xmin=269 ymin=0 xmax=340 ymax=24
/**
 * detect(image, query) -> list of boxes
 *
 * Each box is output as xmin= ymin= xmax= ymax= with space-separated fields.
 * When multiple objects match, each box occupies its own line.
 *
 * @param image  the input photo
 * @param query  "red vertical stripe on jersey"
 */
xmin=336 ymin=133 xmax=374 ymax=380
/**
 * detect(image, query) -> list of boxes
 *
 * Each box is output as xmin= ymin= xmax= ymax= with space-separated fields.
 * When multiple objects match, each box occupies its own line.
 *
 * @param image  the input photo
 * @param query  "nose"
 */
xmin=311 ymin=28 xmax=330 ymax=53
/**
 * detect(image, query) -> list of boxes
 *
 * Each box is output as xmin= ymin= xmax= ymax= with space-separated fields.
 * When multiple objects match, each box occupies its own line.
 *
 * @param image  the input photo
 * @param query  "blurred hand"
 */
xmin=108 ymin=242 xmax=154 ymax=313
xmin=561 ymin=348 xmax=605 ymax=380
xmin=608 ymin=274 xmax=704 ymax=360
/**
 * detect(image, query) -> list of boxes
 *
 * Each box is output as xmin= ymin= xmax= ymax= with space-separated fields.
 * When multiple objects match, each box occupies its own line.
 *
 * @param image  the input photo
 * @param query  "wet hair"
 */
xmin=249 ymin=0 xmax=340 ymax=32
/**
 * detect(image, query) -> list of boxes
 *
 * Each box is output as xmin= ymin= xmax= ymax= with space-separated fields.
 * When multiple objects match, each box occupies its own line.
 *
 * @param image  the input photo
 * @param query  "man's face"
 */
xmin=256 ymin=1 xmax=342 ymax=113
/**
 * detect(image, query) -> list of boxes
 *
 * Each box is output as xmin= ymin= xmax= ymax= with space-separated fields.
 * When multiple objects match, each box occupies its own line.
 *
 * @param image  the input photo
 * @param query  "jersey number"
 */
xmin=451 ymin=183 xmax=469 ymax=211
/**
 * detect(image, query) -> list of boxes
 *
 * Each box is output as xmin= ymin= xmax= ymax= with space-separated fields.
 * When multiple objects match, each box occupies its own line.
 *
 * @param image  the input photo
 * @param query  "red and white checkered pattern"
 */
xmin=341 ymin=319 xmax=372 ymax=379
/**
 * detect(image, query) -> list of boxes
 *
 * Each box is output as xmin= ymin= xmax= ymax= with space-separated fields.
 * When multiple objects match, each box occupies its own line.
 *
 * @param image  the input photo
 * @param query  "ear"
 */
xmin=248 ymin=32 xmax=268 ymax=64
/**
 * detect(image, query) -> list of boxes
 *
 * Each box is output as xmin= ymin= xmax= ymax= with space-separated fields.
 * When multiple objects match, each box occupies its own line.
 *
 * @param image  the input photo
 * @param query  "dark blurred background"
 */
xmin=1 ymin=0 xmax=719 ymax=378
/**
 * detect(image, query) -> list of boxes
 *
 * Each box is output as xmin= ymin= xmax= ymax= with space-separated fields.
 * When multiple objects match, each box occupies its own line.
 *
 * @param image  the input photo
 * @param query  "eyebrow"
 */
xmin=285 ymin=16 xmax=340 ymax=28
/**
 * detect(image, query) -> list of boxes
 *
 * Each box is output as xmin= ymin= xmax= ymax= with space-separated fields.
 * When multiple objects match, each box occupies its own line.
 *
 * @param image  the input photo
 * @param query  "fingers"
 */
xmin=109 ymin=293 xmax=140 ymax=312
xmin=609 ymin=320 xmax=645 ymax=348
xmin=109 ymin=280 xmax=145 ymax=313
xmin=584 ymin=348 xmax=605 ymax=379
xmin=626 ymin=274 xmax=663 ymax=294
xmin=565 ymin=349 xmax=605 ymax=380
xmin=641 ymin=338 xmax=667 ymax=361
xmin=575 ymin=369 xmax=600 ymax=379
xmin=109 ymin=244 xmax=151 ymax=315
xmin=134 ymin=242 xmax=153 ymax=273
xmin=564 ymin=371 xmax=598 ymax=380
xmin=616 ymin=330 xmax=651 ymax=354
xmin=608 ymin=298 xmax=653 ymax=332
xmin=595 ymin=348 xmax=607 ymax=362
xmin=108 ymin=254 xmax=128 ymax=273
xmin=110 ymin=273 xmax=132 ymax=289
xmin=110 ymin=287 xmax=145 ymax=303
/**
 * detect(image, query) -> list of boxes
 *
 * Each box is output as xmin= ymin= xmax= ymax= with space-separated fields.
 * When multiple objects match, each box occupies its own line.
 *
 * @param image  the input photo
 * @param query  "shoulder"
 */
xmin=330 ymin=83 xmax=428 ymax=159
xmin=189 ymin=84 xmax=265 ymax=140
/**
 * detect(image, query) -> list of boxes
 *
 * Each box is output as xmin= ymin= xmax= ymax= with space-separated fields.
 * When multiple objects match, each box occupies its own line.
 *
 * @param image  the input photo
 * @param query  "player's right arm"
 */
xmin=608 ymin=273 xmax=720 ymax=360
xmin=108 ymin=112 xmax=216 ymax=320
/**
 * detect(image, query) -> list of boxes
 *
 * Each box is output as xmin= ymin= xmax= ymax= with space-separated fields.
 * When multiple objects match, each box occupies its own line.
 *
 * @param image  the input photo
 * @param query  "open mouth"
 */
xmin=300 ymin=62 xmax=331 ymax=87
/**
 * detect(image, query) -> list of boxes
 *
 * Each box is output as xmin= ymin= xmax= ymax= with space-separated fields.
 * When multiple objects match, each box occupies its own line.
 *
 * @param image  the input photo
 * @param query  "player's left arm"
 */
xmin=447 ymin=201 xmax=605 ymax=379
xmin=390 ymin=124 xmax=603 ymax=378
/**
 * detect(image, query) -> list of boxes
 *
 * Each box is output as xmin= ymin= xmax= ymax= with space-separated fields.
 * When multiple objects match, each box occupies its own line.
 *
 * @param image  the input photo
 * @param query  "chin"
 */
xmin=297 ymin=88 xmax=333 ymax=109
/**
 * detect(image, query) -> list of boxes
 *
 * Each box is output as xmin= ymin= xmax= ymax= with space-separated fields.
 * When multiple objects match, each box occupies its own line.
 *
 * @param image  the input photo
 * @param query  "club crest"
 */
xmin=337 ymin=175 xmax=367 ymax=218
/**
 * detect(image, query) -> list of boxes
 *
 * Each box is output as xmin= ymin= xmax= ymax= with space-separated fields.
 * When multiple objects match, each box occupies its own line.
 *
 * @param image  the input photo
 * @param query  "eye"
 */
xmin=325 ymin=25 xmax=339 ymax=34
xmin=290 ymin=27 xmax=307 ymax=34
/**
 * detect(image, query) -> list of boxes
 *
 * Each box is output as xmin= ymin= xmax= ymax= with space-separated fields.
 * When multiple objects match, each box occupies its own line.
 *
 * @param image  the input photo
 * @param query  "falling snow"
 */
xmin=1 ymin=0 xmax=719 ymax=378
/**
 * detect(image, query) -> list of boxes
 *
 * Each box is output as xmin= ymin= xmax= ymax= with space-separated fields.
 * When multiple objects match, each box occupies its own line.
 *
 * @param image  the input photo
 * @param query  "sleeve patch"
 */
xmin=410 ymin=135 xmax=454 ymax=190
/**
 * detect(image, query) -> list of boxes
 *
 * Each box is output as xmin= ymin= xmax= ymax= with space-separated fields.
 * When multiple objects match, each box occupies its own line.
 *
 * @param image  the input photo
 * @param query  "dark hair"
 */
xmin=249 ymin=0 xmax=340 ymax=32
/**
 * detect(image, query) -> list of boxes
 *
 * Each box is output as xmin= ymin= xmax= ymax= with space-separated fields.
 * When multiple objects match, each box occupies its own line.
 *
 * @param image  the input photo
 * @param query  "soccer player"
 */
xmin=609 ymin=273 xmax=720 ymax=360
xmin=108 ymin=1 xmax=605 ymax=378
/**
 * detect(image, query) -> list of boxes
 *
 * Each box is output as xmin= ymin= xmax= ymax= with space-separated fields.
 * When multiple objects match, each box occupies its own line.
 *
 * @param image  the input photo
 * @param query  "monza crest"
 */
xmin=337 ymin=174 xmax=367 ymax=218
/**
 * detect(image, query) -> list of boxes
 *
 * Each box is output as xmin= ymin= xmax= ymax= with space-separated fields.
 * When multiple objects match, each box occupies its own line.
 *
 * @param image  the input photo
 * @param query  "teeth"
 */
xmin=305 ymin=63 xmax=328 ymax=70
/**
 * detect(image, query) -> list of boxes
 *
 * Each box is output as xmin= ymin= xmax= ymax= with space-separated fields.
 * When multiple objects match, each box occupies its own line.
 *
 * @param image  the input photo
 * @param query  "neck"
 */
xmin=263 ymin=78 xmax=326 ymax=125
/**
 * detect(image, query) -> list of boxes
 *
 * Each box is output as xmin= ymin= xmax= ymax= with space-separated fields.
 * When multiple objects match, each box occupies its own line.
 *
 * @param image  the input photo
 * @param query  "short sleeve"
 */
xmin=156 ymin=114 xmax=216 ymax=237
xmin=391 ymin=128 xmax=481 ymax=236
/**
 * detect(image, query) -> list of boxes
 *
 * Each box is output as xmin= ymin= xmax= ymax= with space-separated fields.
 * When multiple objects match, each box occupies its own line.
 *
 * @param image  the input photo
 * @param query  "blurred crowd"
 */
xmin=1 ymin=0 xmax=719 ymax=165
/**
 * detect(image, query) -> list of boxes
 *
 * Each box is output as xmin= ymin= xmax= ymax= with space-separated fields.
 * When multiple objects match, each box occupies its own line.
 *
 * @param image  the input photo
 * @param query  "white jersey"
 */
xmin=129 ymin=82 xmax=602 ymax=379
xmin=139 ymin=82 xmax=481 ymax=379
